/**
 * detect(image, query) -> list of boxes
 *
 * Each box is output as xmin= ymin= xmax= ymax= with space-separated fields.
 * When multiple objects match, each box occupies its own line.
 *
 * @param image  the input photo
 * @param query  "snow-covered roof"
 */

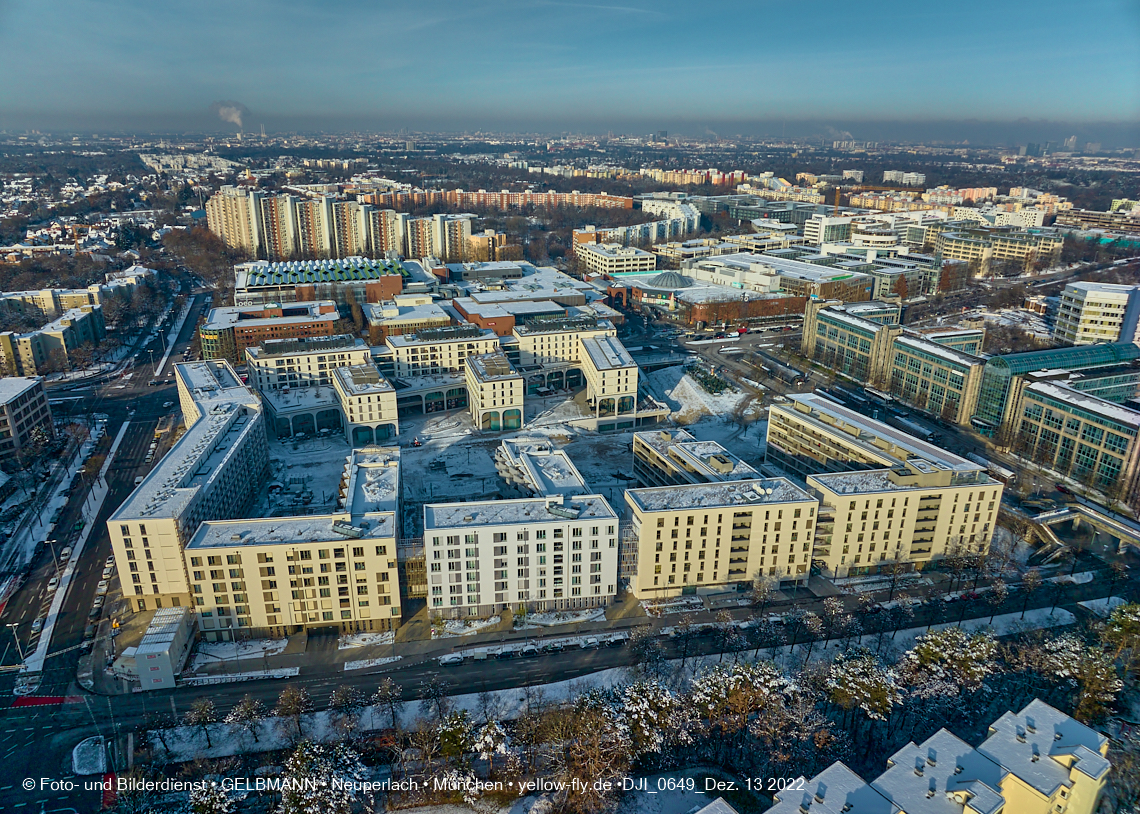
xmin=626 ymin=478 xmax=812 ymax=513
xmin=581 ymin=335 xmax=636 ymax=371
xmin=341 ymin=446 xmax=400 ymax=515
xmin=496 ymin=438 xmax=588 ymax=497
xmin=187 ymin=512 xmax=396 ymax=549
xmin=1024 ymin=380 xmax=1140 ymax=430
xmin=873 ymin=729 xmax=1005 ymax=814
xmin=202 ymin=302 xmax=339 ymax=330
xmin=424 ymin=495 xmax=616 ymax=530
xmin=978 ymin=699 xmax=1109 ymax=795
xmin=767 ymin=761 xmax=898 ymax=814
xmin=467 ymin=353 xmax=520 ymax=382
xmin=893 ymin=333 xmax=983 ymax=369
xmin=0 ymin=376 xmax=41 ymax=405
xmin=333 ymin=364 xmax=394 ymax=395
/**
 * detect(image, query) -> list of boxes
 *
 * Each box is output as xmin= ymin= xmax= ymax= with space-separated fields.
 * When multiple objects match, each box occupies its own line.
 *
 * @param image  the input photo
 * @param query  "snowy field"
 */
xmin=248 ymin=435 xmax=355 ymax=518
xmin=646 ymin=366 xmax=745 ymax=423
xmin=433 ymin=615 xmax=503 ymax=638
xmin=339 ymin=631 xmax=395 ymax=650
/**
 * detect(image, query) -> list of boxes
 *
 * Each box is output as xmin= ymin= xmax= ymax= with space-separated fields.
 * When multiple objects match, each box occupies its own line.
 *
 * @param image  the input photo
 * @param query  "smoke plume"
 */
xmin=209 ymin=101 xmax=250 ymax=130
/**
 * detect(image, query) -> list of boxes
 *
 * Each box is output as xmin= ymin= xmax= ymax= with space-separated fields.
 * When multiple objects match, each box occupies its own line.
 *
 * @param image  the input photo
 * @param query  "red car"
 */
xmin=1055 ymin=483 xmax=1071 ymax=495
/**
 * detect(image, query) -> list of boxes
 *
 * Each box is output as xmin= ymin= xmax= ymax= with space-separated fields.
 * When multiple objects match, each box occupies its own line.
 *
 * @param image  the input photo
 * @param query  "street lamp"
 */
xmin=6 ymin=624 xmax=25 ymax=665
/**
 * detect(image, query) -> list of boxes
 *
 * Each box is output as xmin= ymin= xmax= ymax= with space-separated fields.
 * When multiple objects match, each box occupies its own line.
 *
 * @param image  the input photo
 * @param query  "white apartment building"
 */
xmin=576 ymin=243 xmax=657 ymax=275
xmin=423 ymin=493 xmax=620 ymax=618
xmin=624 ymin=478 xmax=817 ymax=597
xmin=1054 ymin=281 xmax=1140 ymax=346
xmin=110 ymin=361 xmax=270 ymax=613
xmin=465 ymin=352 xmax=524 ymax=432
xmin=385 ymin=325 xmax=499 ymax=379
xmin=581 ymin=335 xmax=639 ymax=420
xmin=245 ymin=334 xmax=372 ymax=392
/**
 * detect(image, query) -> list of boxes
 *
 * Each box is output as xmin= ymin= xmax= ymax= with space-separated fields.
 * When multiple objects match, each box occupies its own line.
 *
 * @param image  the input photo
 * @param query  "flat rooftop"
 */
xmin=893 ymin=333 xmax=983 ymax=368
xmin=247 ymin=334 xmax=365 ymax=359
xmin=186 ymin=512 xmax=396 ymax=549
xmin=203 ymin=302 xmax=339 ymax=330
xmin=1025 ymin=380 xmax=1140 ymax=428
xmin=514 ymin=316 xmax=612 ymax=336
xmin=424 ymin=495 xmax=616 ymax=530
xmin=467 ymin=352 xmax=520 ymax=382
xmin=135 ymin=607 xmax=191 ymax=657
xmin=386 ymin=325 xmax=493 ymax=346
xmin=0 ymin=376 xmax=41 ymax=404
xmin=341 ymin=446 xmax=400 ymax=516
xmin=581 ymin=335 xmax=636 ymax=371
xmin=235 ymin=257 xmax=405 ymax=288
xmin=497 ymin=439 xmax=588 ymax=497
xmin=626 ymin=478 xmax=813 ymax=513
xmin=334 ymin=363 xmax=394 ymax=394
xmin=779 ymin=393 xmax=983 ymax=473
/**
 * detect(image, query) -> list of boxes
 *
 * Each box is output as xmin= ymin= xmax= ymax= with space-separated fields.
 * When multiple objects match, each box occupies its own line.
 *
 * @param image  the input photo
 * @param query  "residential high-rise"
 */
xmin=1054 ymin=281 xmax=1140 ymax=346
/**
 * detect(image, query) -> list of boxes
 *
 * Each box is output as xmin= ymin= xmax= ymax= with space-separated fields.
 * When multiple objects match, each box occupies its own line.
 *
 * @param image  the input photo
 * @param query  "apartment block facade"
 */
xmin=423 ymin=494 xmax=619 ymax=618
xmin=0 ymin=377 xmax=54 ymax=465
xmin=1054 ymin=281 xmax=1140 ymax=346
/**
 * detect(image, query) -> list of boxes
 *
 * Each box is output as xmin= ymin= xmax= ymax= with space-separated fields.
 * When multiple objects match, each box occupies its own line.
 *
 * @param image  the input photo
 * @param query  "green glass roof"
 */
xmin=989 ymin=342 xmax=1140 ymax=376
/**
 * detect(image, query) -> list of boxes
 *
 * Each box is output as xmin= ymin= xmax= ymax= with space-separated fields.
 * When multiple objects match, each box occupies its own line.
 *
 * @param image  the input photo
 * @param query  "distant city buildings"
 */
xmin=883 ymin=170 xmax=926 ymax=185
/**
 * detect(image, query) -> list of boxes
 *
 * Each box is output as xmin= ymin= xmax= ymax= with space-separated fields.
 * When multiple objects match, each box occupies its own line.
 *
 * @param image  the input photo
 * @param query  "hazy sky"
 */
xmin=1 ymin=0 xmax=1138 ymax=140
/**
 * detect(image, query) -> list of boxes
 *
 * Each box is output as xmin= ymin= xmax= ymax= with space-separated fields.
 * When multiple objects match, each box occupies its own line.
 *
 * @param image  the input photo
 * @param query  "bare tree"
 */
xmin=1021 ymin=569 xmax=1043 ymax=619
xmin=372 ymin=677 xmax=404 ymax=732
xmin=224 ymin=694 xmax=266 ymax=746
xmin=184 ymin=698 xmax=217 ymax=749
xmin=274 ymin=686 xmax=312 ymax=744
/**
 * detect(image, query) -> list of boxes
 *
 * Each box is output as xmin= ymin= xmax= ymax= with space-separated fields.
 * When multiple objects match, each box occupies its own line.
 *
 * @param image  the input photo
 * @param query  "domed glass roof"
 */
xmin=647 ymin=271 xmax=693 ymax=288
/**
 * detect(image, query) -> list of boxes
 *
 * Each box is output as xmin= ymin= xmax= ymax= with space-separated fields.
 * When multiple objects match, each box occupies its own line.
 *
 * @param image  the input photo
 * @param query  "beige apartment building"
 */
xmin=767 ymin=393 xmax=1002 ymax=576
xmin=331 ymin=364 xmax=400 ymax=446
xmin=624 ymin=478 xmax=817 ymax=597
xmin=581 ymin=335 xmax=639 ymax=420
xmin=0 ymin=377 xmax=54 ymax=465
xmin=576 ymin=243 xmax=657 ymax=276
xmin=465 ymin=352 xmax=524 ymax=432
xmin=632 ymin=429 xmax=760 ymax=487
xmin=511 ymin=316 xmax=616 ymax=367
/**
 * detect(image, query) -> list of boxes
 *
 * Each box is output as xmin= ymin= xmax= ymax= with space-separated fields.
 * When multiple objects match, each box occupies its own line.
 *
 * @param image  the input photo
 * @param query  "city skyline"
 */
xmin=1 ymin=0 xmax=1138 ymax=145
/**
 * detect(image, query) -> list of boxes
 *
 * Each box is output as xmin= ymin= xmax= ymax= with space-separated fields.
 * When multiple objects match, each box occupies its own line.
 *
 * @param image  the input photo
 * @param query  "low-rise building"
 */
xmin=0 ymin=376 xmax=54 ymax=465
xmin=465 ymin=352 xmax=524 ymax=432
xmin=576 ymin=243 xmax=657 ymax=276
xmin=363 ymin=296 xmax=452 ymax=342
xmin=632 ymin=429 xmax=759 ymax=487
xmin=199 ymin=301 xmax=341 ymax=363
xmin=233 ymin=257 xmax=407 ymax=307
xmin=423 ymin=493 xmax=619 ymax=617
xmin=1054 ymin=281 xmax=1140 ymax=346
xmin=331 ymin=364 xmax=400 ymax=446
xmin=132 ymin=607 xmax=195 ymax=691
xmin=624 ymin=478 xmax=816 ymax=597
xmin=0 ymin=304 xmax=105 ymax=375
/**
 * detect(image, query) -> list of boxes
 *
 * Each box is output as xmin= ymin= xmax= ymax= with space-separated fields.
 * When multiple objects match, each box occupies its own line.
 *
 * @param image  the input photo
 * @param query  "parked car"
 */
xmin=105 ymin=556 xmax=115 ymax=568
xmin=59 ymin=546 xmax=72 ymax=561
xmin=495 ymin=647 xmax=518 ymax=660
xmin=162 ymin=402 xmax=174 ymax=408
xmin=541 ymin=641 xmax=565 ymax=653
xmin=101 ymin=567 xmax=113 ymax=579
xmin=73 ymin=520 xmax=85 ymax=532
xmin=95 ymin=580 xmax=108 ymax=596
xmin=31 ymin=617 xmax=44 ymax=634
xmin=579 ymin=637 xmax=600 ymax=649
xmin=83 ymin=623 xmax=97 ymax=640
xmin=46 ymin=575 xmax=59 ymax=592
xmin=438 ymin=653 xmax=464 ymax=665
xmin=1055 ymin=483 xmax=1072 ymax=495
xmin=519 ymin=644 xmax=541 ymax=657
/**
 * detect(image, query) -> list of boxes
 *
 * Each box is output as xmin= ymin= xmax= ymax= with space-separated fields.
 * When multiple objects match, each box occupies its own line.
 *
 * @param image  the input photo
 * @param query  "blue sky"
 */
xmin=1 ymin=0 xmax=1137 ymax=138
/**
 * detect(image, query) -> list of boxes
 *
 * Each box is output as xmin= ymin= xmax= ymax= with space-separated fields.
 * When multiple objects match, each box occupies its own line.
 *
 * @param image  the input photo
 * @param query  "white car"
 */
xmin=46 ymin=575 xmax=59 ymax=592
xmin=31 ymin=617 xmax=44 ymax=634
xmin=162 ymin=401 xmax=174 ymax=408
xmin=101 ymin=566 xmax=113 ymax=579
xmin=438 ymin=653 xmax=464 ymax=665
xmin=59 ymin=546 xmax=72 ymax=561
xmin=95 ymin=580 xmax=108 ymax=596
xmin=105 ymin=556 xmax=115 ymax=568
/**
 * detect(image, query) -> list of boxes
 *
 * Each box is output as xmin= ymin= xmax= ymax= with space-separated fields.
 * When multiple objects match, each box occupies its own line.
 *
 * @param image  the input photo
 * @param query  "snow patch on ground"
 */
xmin=647 ymin=366 xmax=745 ymax=423
xmin=338 ymin=631 xmax=395 ymax=650
xmin=1078 ymin=596 xmax=1127 ymax=617
xmin=433 ymin=615 xmax=502 ymax=638
xmin=190 ymin=638 xmax=288 ymax=670
xmin=516 ymin=608 xmax=606 ymax=628
xmin=343 ymin=655 xmax=402 ymax=671
xmin=72 ymin=736 xmax=105 ymax=775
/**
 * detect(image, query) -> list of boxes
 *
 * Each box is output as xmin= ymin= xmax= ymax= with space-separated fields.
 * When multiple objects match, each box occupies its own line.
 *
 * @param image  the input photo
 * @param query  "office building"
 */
xmin=363 ymin=297 xmax=452 ymax=342
xmin=935 ymin=226 xmax=1064 ymax=274
xmin=422 ymin=493 xmax=619 ymax=617
xmin=624 ymin=478 xmax=817 ymax=597
xmin=465 ymin=352 xmax=524 ymax=432
xmin=682 ymin=253 xmax=874 ymax=302
xmin=801 ymin=299 xmax=903 ymax=386
xmin=1016 ymin=379 xmax=1140 ymax=495
xmin=0 ymin=377 xmax=53 ymax=465
xmin=972 ymin=342 xmax=1140 ymax=437
xmin=1054 ymin=281 xmax=1140 ymax=346
xmin=1056 ymin=208 xmax=1140 ymax=234
xmin=233 ymin=258 xmax=408 ymax=308
xmin=769 ymin=700 xmax=1109 ymax=814
xmin=888 ymin=334 xmax=986 ymax=426
xmin=576 ymin=243 xmax=657 ymax=276
xmin=199 ymin=301 xmax=341 ymax=363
